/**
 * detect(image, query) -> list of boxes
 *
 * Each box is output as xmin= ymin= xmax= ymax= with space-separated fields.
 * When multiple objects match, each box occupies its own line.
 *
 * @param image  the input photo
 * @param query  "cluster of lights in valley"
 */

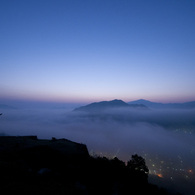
xmin=143 ymin=152 xmax=194 ymax=180
xmin=90 ymin=128 xmax=194 ymax=182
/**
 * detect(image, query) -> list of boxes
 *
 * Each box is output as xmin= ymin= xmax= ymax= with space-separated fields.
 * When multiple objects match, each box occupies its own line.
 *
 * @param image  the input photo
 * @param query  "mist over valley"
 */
xmin=0 ymin=99 xmax=195 ymax=194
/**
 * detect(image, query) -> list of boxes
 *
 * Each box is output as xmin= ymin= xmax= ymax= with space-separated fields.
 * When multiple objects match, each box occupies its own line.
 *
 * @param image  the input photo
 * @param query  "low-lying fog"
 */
xmin=0 ymin=104 xmax=195 ymax=194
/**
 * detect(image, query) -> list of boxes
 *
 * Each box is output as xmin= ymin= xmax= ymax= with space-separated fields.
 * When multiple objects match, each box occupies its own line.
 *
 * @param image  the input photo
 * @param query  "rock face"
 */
xmin=0 ymin=136 xmax=89 ymax=194
xmin=0 ymin=136 xmax=89 ymax=157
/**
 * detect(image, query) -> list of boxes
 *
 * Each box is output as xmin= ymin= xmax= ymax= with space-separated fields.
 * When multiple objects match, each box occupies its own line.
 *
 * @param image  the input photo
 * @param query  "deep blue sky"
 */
xmin=1 ymin=0 xmax=195 ymax=103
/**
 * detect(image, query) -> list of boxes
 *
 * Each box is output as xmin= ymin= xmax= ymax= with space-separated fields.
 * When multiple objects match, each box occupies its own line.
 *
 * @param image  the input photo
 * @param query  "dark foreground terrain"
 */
xmin=0 ymin=136 xmax=177 ymax=195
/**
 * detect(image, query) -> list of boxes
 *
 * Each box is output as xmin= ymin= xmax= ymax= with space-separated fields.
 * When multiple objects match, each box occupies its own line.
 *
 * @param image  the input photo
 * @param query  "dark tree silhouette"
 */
xmin=127 ymin=154 xmax=149 ymax=183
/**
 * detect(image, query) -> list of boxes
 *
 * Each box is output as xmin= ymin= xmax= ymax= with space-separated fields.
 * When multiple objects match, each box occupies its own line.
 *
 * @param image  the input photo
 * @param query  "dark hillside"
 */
xmin=0 ymin=136 xmax=173 ymax=195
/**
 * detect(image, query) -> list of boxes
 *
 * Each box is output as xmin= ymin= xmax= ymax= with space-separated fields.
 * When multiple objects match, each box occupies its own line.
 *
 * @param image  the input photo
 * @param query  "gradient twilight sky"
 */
xmin=1 ymin=0 xmax=195 ymax=103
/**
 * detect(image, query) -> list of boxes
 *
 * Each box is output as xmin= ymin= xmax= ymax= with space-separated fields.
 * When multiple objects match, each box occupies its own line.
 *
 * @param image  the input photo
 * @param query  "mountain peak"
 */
xmin=132 ymin=99 xmax=152 ymax=103
xmin=74 ymin=99 xmax=147 ymax=112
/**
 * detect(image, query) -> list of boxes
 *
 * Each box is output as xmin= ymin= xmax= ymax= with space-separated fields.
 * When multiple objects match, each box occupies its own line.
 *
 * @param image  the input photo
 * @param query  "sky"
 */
xmin=0 ymin=0 xmax=195 ymax=103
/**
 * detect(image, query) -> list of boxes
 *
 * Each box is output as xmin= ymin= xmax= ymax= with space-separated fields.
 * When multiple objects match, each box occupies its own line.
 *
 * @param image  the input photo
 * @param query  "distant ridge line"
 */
xmin=128 ymin=99 xmax=195 ymax=109
xmin=74 ymin=99 xmax=147 ymax=112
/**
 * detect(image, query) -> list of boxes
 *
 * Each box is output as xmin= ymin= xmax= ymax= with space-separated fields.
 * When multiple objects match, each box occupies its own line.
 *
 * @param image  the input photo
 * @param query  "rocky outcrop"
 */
xmin=0 ymin=136 xmax=89 ymax=158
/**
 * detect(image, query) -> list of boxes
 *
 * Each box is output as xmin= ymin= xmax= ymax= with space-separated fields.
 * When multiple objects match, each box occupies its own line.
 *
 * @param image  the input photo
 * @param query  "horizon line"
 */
xmin=1 ymin=96 xmax=195 ymax=105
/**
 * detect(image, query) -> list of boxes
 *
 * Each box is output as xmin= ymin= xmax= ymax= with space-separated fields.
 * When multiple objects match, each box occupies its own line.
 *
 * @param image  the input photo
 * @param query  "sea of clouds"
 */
xmin=0 ymin=104 xmax=195 ymax=194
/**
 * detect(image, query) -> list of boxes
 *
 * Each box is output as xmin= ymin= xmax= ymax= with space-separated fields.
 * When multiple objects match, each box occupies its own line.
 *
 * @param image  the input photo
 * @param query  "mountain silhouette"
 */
xmin=0 ymin=136 xmax=169 ymax=195
xmin=74 ymin=99 xmax=147 ymax=112
xmin=128 ymin=99 xmax=195 ymax=109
